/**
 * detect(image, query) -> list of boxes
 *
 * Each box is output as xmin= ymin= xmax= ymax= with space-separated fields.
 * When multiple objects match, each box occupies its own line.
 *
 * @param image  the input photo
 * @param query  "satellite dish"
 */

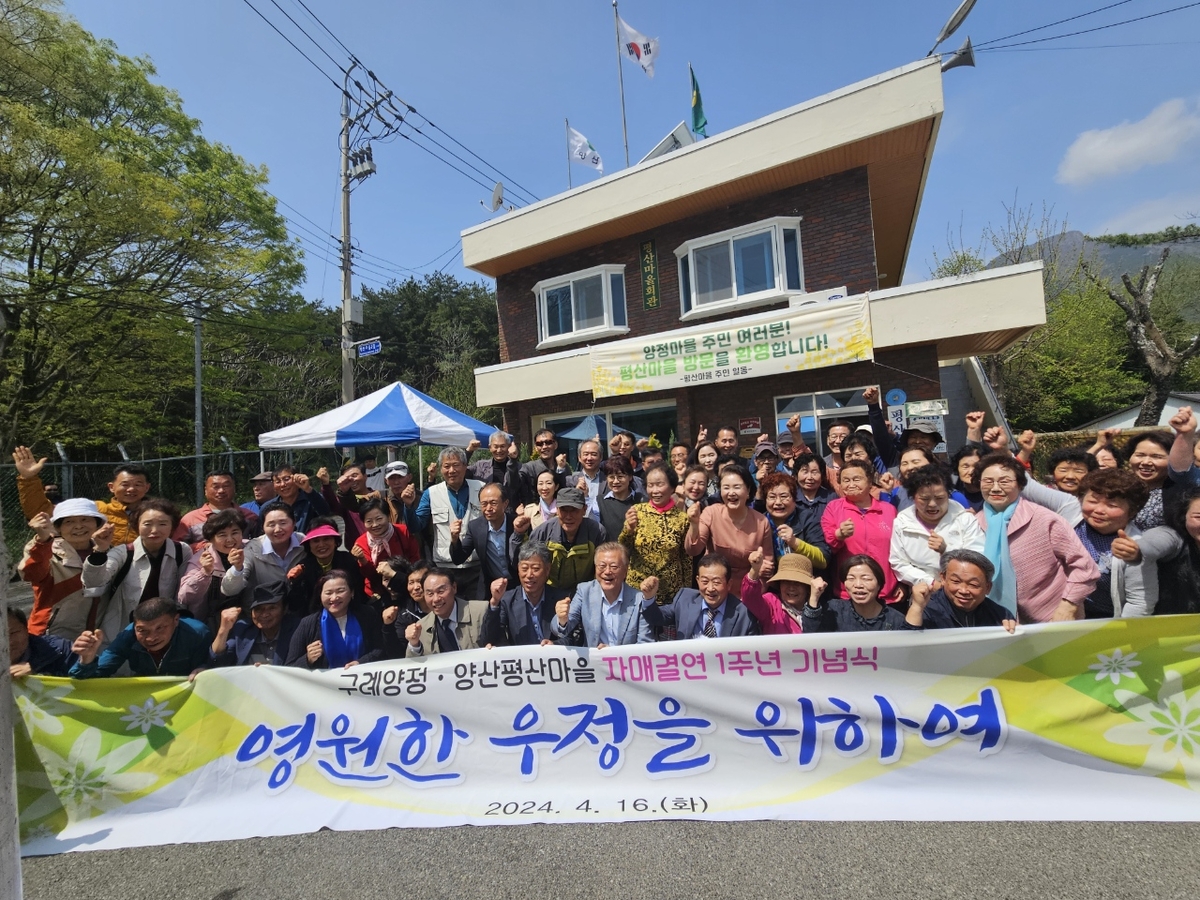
xmin=490 ymin=182 xmax=504 ymax=212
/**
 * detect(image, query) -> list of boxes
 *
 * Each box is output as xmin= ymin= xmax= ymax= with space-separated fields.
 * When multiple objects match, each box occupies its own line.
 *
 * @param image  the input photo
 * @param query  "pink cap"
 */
xmin=301 ymin=524 xmax=341 ymax=543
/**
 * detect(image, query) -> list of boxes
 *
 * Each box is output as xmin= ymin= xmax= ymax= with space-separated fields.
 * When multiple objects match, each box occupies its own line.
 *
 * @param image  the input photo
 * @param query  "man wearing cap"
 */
xmin=776 ymin=431 xmax=796 ymax=473
xmin=211 ymin=582 xmax=302 ymax=666
xmin=512 ymin=487 xmax=606 ymax=596
xmin=862 ymin=386 xmax=944 ymax=468
xmin=466 ymin=431 xmax=522 ymax=500
xmin=181 ymin=471 xmax=257 ymax=550
xmin=18 ymin=498 xmax=106 ymax=641
xmin=751 ymin=442 xmax=781 ymax=488
xmin=741 ymin=548 xmax=823 ymax=635
xmin=381 ymin=459 xmax=422 ymax=536
xmin=241 ymin=471 xmax=277 ymax=520
xmin=409 ymin=447 xmax=486 ymax=600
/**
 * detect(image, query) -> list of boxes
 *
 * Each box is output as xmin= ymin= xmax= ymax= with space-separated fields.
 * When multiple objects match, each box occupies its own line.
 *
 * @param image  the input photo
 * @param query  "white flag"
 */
xmin=567 ymin=126 xmax=604 ymax=175
xmin=616 ymin=15 xmax=659 ymax=78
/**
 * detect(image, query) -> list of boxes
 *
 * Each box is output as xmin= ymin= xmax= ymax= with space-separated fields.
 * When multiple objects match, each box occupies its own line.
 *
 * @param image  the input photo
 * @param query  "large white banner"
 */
xmin=589 ymin=298 xmax=873 ymax=398
xmin=14 ymin=616 xmax=1200 ymax=855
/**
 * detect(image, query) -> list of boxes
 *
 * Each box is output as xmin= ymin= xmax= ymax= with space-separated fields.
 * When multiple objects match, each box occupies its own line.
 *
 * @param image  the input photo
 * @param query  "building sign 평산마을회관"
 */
xmin=640 ymin=240 xmax=660 ymax=312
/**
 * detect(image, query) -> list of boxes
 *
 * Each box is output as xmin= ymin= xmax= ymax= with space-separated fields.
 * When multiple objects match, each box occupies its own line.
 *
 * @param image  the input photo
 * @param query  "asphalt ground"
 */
xmin=20 ymin=820 xmax=1200 ymax=900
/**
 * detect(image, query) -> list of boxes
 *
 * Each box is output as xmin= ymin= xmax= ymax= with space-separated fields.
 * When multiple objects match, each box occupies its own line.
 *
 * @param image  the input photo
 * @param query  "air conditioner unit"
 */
xmin=789 ymin=285 xmax=848 ymax=308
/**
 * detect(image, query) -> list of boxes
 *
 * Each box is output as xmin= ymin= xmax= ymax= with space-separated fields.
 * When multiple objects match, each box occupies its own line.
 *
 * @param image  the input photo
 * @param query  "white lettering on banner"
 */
xmin=13 ymin=617 xmax=1200 ymax=855
xmin=590 ymin=298 xmax=873 ymax=398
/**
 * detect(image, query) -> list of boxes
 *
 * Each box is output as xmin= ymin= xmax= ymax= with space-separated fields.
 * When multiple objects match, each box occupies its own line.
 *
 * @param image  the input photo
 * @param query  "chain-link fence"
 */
xmin=0 ymin=447 xmax=445 ymax=572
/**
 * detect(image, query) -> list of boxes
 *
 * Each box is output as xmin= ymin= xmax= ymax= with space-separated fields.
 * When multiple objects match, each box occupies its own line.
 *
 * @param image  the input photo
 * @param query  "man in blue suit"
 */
xmin=480 ymin=541 xmax=569 ymax=646
xmin=555 ymin=543 xmax=653 ymax=648
xmin=642 ymin=553 xmax=759 ymax=639
xmin=211 ymin=582 xmax=301 ymax=667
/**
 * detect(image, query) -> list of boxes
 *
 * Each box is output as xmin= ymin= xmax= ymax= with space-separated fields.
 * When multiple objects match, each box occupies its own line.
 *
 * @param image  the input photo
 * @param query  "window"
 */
xmin=537 ymin=402 xmax=678 ymax=465
xmin=533 ymin=265 xmax=629 ymax=350
xmin=774 ymin=388 xmax=872 ymax=456
xmin=675 ymin=217 xmax=804 ymax=320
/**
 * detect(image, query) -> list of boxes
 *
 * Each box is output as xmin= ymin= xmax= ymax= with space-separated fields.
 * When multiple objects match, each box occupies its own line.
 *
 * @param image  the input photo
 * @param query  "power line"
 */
xmin=974 ymin=0 xmax=1137 ymax=48
xmin=238 ymin=0 xmax=343 ymax=90
xmin=980 ymin=39 xmax=1200 ymax=50
xmin=981 ymin=1 xmax=1200 ymax=50
xmin=288 ymin=0 xmax=357 ymax=60
xmin=263 ymin=0 xmax=348 ymax=75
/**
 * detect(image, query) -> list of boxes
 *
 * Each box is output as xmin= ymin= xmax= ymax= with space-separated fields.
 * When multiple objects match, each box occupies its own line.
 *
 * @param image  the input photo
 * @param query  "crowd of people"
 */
xmin=9 ymin=387 xmax=1200 ymax=680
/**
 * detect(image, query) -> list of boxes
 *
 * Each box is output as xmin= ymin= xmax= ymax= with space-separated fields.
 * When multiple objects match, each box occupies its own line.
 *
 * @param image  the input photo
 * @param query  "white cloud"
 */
xmin=1056 ymin=98 xmax=1200 ymax=185
xmin=1094 ymin=191 xmax=1200 ymax=236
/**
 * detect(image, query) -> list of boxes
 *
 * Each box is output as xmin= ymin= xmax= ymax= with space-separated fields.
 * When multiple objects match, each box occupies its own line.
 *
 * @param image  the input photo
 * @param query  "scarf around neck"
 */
xmin=982 ymin=501 xmax=1019 ymax=616
xmin=319 ymin=608 xmax=363 ymax=668
xmin=366 ymin=523 xmax=395 ymax=563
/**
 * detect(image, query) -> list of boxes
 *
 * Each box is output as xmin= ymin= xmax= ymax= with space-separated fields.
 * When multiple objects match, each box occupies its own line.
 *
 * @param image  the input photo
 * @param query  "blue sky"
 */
xmin=64 ymin=0 xmax=1200 ymax=302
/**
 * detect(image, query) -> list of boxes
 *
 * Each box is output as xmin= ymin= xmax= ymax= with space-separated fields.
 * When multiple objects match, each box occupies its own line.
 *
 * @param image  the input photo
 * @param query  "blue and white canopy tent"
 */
xmin=258 ymin=382 xmax=499 ymax=485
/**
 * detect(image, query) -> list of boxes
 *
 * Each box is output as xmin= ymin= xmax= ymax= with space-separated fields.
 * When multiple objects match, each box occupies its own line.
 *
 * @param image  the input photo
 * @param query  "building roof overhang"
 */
xmin=462 ymin=59 xmax=944 ymax=290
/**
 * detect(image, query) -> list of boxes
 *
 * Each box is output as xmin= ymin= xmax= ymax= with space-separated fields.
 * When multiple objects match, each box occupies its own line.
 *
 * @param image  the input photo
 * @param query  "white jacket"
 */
xmin=889 ymin=501 xmax=986 ymax=586
xmin=82 ymin=538 xmax=192 ymax=646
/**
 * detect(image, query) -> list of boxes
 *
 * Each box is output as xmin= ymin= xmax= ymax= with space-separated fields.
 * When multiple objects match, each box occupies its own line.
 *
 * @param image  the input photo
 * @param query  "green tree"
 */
xmin=0 ymin=0 xmax=308 ymax=455
xmin=355 ymin=272 xmax=500 ymax=422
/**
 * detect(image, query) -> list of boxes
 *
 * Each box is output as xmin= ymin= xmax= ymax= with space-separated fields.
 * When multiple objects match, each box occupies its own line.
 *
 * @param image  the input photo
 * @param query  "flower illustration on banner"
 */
xmin=1088 ymin=648 xmax=1142 ymax=685
xmin=19 ymin=823 xmax=58 ymax=845
xmin=36 ymin=727 xmax=156 ymax=819
xmin=119 ymin=697 xmax=173 ymax=734
xmin=15 ymin=679 xmax=75 ymax=735
xmin=1107 ymin=671 xmax=1200 ymax=790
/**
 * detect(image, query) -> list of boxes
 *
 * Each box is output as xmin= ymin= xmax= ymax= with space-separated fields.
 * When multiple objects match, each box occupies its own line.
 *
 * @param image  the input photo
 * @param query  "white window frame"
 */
xmin=675 ymin=216 xmax=805 ymax=322
xmin=773 ymin=387 xmax=872 ymax=454
xmin=532 ymin=264 xmax=629 ymax=351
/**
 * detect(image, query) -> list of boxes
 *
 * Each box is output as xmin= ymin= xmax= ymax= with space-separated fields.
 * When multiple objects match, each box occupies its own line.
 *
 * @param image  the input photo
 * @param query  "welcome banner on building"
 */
xmin=589 ymin=297 xmax=874 ymax=398
xmin=14 ymin=616 xmax=1200 ymax=855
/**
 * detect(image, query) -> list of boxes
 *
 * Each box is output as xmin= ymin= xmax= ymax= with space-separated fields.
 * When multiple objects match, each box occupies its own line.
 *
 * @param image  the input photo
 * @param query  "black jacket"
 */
xmin=285 ymin=602 xmax=392 ymax=668
xmin=480 ymin=585 xmax=570 ymax=646
xmin=450 ymin=513 xmax=518 ymax=586
xmin=920 ymin=589 xmax=1013 ymax=628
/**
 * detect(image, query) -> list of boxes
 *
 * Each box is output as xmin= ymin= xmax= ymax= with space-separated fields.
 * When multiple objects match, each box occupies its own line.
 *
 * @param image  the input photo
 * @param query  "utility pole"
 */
xmin=187 ymin=301 xmax=203 ymax=506
xmin=339 ymin=71 xmax=384 ymax=407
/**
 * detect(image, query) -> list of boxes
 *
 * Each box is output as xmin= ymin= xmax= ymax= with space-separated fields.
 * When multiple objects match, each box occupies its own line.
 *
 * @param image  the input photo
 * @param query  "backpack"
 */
xmin=86 ymin=541 xmax=186 ymax=631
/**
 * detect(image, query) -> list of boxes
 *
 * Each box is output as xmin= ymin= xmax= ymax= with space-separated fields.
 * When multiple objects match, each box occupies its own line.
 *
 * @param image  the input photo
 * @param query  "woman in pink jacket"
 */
xmin=821 ymin=461 xmax=900 ymax=602
xmin=740 ymin=548 xmax=827 ymax=634
xmin=974 ymin=453 xmax=1099 ymax=623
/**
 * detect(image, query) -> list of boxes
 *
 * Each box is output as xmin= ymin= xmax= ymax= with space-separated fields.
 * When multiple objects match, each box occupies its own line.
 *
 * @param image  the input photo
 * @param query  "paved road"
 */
xmin=22 ymin=821 xmax=1200 ymax=900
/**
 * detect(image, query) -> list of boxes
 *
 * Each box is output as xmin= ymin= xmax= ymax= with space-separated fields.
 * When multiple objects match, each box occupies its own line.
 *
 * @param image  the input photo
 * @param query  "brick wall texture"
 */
xmin=491 ymin=166 xmax=943 ymax=448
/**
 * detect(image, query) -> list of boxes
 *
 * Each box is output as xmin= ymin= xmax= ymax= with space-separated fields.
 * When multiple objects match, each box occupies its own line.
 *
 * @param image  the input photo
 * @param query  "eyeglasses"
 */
xmin=535 ymin=440 xmax=556 ymax=447
xmin=979 ymin=478 xmax=1018 ymax=488
xmin=594 ymin=562 xmax=624 ymax=572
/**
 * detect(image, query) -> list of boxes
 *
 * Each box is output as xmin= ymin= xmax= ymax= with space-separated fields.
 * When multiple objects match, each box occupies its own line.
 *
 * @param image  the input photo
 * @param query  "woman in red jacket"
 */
xmin=351 ymin=498 xmax=419 ymax=601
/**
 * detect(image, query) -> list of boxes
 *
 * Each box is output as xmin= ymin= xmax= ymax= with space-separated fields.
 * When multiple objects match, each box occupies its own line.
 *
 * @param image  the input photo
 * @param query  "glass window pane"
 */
xmin=680 ymin=256 xmax=692 ymax=312
xmin=783 ymin=229 xmax=802 ymax=291
xmin=693 ymin=241 xmax=733 ymax=306
xmin=610 ymin=273 xmax=626 ymax=326
xmin=544 ymin=285 xmax=572 ymax=337
xmin=775 ymin=415 xmax=817 ymax=449
xmin=734 ymin=230 xmax=774 ymax=295
xmin=815 ymin=389 xmax=868 ymax=411
xmin=573 ymin=275 xmax=606 ymax=330
xmin=611 ymin=405 xmax=678 ymax=448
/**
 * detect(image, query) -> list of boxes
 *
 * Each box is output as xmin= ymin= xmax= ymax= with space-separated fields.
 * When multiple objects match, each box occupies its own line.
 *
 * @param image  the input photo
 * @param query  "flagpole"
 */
xmin=565 ymin=118 xmax=572 ymax=189
xmin=612 ymin=0 xmax=630 ymax=168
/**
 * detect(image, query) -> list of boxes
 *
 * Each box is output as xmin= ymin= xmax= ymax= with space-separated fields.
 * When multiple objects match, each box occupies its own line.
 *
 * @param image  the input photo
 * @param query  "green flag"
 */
xmin=690 ymin=65 xmax=707 ymax=137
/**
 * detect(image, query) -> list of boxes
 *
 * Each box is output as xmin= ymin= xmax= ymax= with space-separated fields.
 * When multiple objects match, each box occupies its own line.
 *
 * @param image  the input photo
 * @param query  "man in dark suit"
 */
xmin=642 ymin=553 xmax=759 ymax=639
xmin=449 ymin=482 xmax=516 ymax=597
xmin=480 ymin=541 xmax=569 ymax=646
xmin=212 ymin=582 xmax=301 ymax=667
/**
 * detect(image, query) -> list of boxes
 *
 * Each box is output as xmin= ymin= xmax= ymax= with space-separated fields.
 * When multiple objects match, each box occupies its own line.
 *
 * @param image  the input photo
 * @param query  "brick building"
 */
xmin=462 ymin=60 xmax=1045 ymax=457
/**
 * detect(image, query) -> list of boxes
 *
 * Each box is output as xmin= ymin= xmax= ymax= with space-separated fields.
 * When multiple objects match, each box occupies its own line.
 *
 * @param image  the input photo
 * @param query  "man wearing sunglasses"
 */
xmin=518 ymin=429 xmax=573 ymax=506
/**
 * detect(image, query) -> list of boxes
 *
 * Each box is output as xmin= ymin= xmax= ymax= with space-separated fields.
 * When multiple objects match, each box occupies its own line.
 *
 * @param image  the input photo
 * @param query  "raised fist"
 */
xmin=227 ymin=547 xmax=245 ymax=570
xmin=639 ymin=576 xmax=659 ymax=599
xmin=555 ymin=597 xmax=571 ymax=625
xmin=405 ymin=621 xmax=423 ymax=647
xmin=90 ymin=522 xmax=114 ymax=554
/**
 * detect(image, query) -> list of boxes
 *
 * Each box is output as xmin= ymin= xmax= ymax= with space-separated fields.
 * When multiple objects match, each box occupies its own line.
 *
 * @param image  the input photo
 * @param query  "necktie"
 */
xmin=437 ymin=617 xmax=459 ymax=653
xmin=703 ymin=607 xmax=718 ymax=639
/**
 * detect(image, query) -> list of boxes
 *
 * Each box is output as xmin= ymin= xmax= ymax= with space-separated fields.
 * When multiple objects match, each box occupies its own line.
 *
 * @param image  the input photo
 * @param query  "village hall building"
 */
xmin=463 ymin=59 xmax=1045 ymax=457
